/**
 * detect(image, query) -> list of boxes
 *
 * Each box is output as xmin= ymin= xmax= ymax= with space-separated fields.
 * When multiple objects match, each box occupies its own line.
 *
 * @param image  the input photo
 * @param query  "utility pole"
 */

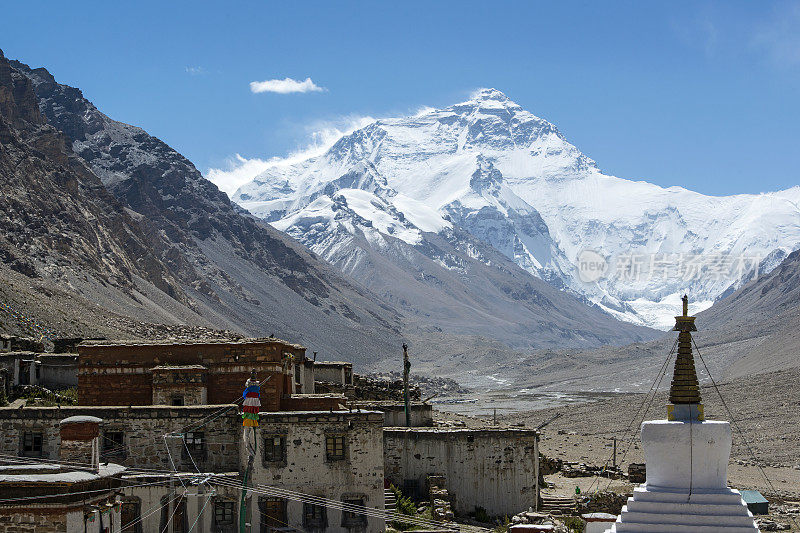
xmin=613 ymin=437 xmax=617 ymax=469
xmin=403 ymin=343 xmax=411 ymax=427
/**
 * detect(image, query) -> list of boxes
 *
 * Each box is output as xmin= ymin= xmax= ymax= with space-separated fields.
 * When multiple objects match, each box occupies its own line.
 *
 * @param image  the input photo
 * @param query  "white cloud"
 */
xmin=249 ymin=77 xmax=326 ymax=94
xmin=185 ymin=66 xmax=206 ymax=75
xmin=205 ymin=115 xmax=375 ymax=196
xmin=206 ymin=155 xmax=274 ymax=196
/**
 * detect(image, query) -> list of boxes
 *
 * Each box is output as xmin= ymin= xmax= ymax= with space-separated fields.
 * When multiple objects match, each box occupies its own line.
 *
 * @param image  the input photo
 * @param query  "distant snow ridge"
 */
xmin=233 ymin=88 xmax=800 ymax=329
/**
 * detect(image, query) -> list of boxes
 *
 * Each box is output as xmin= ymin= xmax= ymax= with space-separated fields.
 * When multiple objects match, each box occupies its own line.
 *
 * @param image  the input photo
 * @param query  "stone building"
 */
xmin=0 ymin=352 xmax=78 ymax=399
xmin=352 ymin=401 xmax=434 ymax=427
xmin=384 ymin=427 xmax=540 ymax=517
xmin=0 ymin=416 xmax=124 ymax=533
xmin=0 ymin=393 xmax=385 ymax=532
xmin=313 ymin=361 xmax=353 ymax=387
xmin=248 ymin=411 xmax=385 ymax=533
xmin=76 ymin=338 xmax=342 ymax=411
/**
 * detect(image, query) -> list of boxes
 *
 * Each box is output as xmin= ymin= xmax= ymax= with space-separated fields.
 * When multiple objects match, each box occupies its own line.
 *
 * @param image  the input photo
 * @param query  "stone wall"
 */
xmin=151 ymin=366 xmax=207 ymax=405
xmin=384 ymin=428 xmax=539 ymax=517
xmin=0 ymin=509 xmax=69 ymax=533
xmin=351 ymin=401 xmax=433 ymax=427
xmin=0 ymin=406 xmax=240 ymax=472
xmin=249 ymin=411 xmax=386 ymax=533
xmin=38 ymin=355 xmax=78 ymax=389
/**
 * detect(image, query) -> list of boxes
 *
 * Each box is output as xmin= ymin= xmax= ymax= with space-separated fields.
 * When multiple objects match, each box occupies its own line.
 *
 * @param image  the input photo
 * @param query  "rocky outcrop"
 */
xmin=0 ymin=49 xmax=186 ymax=303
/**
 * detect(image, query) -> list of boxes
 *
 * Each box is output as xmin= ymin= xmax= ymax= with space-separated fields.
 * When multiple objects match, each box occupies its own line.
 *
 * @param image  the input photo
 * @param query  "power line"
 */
xmin=692 ymin=337 xmax=799 ymax=531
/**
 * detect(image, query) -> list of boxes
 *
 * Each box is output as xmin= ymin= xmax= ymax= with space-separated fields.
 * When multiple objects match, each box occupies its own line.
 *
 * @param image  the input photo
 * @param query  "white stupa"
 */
xmin=605 ymin=296 xmax=759 ymax=533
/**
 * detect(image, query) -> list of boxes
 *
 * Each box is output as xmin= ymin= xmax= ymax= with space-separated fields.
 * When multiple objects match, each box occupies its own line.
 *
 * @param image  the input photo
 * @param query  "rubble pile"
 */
xmin=368 ymin=372 xmax=469 ymax=397
xmin=627 ymin=463 xmax=646 ymax=483
xmin=755 ymin=518 xmax=791 ymax=531
xmin=427 ymin=475 xmax=454 ymax=522
xmin=510 ymin=510 xmax=570 ymax=532
xmin=576 ymin=491 xmax=629 ymax=515
xmin=354 ymin=374 xmax=421 ymax=401
xmin=540 ymin=455 xmax=563 ymax=475
xmin=562 ymin=462 xmax=623 ymax=479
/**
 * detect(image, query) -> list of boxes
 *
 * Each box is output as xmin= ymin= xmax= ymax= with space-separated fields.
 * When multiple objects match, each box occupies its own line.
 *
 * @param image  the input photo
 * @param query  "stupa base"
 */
xmin=604 ymin=485 xmax=758 ymax=533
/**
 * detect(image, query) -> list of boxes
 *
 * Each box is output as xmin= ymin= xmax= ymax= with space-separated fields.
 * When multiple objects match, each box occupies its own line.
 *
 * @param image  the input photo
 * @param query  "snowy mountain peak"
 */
xmin=231 ymin=91 xmax=800 ymax=329
xmin=467 ymin=87 xmax=517 ymax=104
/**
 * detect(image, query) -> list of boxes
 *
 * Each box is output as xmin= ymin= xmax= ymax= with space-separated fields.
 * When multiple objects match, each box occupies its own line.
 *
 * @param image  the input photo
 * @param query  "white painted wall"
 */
xmin=384 ymin=428 xmax=539 ymax=517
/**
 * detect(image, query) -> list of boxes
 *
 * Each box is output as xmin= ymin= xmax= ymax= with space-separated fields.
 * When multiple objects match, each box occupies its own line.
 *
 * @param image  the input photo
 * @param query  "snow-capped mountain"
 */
xmin=232 ymin=88 xmax=800 ymax=329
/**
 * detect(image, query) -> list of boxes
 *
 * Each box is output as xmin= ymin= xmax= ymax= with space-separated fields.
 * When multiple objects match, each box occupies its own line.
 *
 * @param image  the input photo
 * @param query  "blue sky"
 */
xmin=2 ymin=1 xmax=799 ymax=196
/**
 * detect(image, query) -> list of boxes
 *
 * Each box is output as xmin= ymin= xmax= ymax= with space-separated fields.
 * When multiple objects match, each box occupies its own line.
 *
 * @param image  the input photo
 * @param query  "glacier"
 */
xmin=231 ymin=88 xmax=800 ymax=329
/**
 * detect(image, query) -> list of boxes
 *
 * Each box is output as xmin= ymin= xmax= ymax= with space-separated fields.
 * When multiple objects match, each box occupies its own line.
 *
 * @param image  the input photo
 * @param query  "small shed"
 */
xmin=740 ymin=490 xmax=769 ymax=515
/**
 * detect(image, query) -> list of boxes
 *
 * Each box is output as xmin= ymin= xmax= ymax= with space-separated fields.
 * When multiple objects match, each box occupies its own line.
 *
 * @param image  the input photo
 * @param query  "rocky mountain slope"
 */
xmin=3 ymin=52 xmax=410 ymax=364
xmin=0 ymin=48 xmax=208 ymax=336
xmin=231 ymin=89 xmax=800 ymax=330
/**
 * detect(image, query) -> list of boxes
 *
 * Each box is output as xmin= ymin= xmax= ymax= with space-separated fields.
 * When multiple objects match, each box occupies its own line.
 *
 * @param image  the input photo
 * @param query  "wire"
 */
xmin=206 ymin=477 xmax=461 ymax=531
xmin=583 ymin=337 xmax=677 ymax=495
xmin=121 ymin=492 xmax=182 ymax=533
xmin=0 ymin=478 xmax=172 ymax=504
xmin=692 ymin=337 xmax=799 ymax=531
xmin=185 ymin=492 xmax=212 ymax=533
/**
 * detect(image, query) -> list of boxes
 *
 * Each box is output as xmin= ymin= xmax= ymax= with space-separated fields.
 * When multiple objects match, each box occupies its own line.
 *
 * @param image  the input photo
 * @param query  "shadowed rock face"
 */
xmin=0 ymin=48 xmax=184 ymax=300
xmin=6 ymin=54 xmax=405 ymax=364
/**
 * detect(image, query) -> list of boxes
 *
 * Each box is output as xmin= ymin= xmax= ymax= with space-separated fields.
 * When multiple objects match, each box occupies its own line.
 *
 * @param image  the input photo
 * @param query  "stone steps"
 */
xmin=385 ymin=489 xmax=397 ymax=513
xmin=540 ymin=495 xmax=576 ymax=513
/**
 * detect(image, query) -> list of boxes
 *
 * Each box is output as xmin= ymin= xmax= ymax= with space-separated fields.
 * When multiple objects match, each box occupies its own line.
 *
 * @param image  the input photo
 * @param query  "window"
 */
xmin=172 ymin=395 xmax=185 ymax=406
xmin=302 ymin=503 xmax=327 ymax=531
xmin=160 ymin=496 xmax=188 ymax=533
xmin=325 ymin=435 xmax=345 ymax=461
xmin=295 ymin=364 xmax=302 ymax=385
xmin=101 ymin=430 xmax=126 ymax=460
xmin=121 ymin=497 xmax=142 ymax=533
xmin=341 ymin=498 xmax=367 ymax=528
xmin=213 ymin=501 xmax=235 ymax=533
xmin=182 ymin=431 xmax=206 ymax=461
xmin=263 ymin=435 xmax=286 ymax=464
xmin=21 ymin=431 xmax=43 ymax=457
xmin=259 ymin=498 xmax=287 ymax=533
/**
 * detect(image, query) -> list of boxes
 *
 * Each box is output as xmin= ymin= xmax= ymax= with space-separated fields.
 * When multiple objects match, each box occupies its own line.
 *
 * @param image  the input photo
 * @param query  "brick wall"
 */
xmin=76 ymin=340 xmax=303 ymax=408
xmin=78 ymin=371 xmax=152 ymax=406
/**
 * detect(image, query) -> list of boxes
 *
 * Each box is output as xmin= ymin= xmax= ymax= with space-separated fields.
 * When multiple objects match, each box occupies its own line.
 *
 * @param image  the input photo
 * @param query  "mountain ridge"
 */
xmin=231 ymin=88 xmax=800 ymax=330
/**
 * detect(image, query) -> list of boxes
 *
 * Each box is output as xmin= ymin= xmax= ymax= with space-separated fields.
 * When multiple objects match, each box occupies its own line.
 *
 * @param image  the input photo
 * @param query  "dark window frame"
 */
xmin=325 ymin=434 xmax=346 ymax=462
xmin=262 ymin=434 xmax=287 ymax=465
xmin=259 ymin=497 xmax=288 ymax=533
xmin=213 ymin=500 xmax=235 ymax=533
xmin=302 ymin=503 xmax=327 ymax=531
xmin=182 ymin=431 xmax=206 ymax=461
xmin=121 ymin=497 xmax=143 ymax=533
xmin=21 ymin=430 xmax=44 ymax=457
xmin=341 ymin=498 xmax=367 ymax=528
